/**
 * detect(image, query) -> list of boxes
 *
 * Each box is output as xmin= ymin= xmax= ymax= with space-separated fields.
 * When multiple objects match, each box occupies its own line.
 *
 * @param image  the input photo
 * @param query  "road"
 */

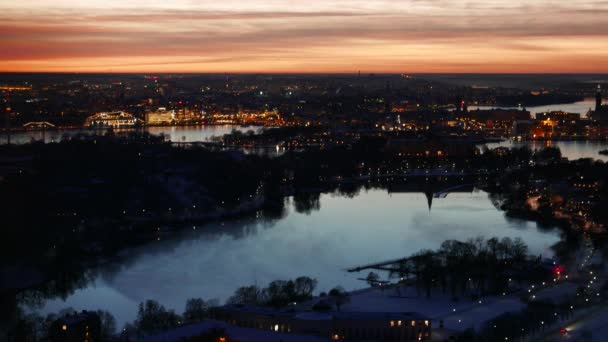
xmin=538 ymin=303 xmax=608 ymax=341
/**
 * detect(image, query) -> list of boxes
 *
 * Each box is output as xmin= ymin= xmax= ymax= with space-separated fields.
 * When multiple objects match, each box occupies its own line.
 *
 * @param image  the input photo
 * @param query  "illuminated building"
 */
xmin=386 ymin=137 xmax=478 ymax=158
xmin=146 ymin=107 xmax=176 ymax=125
xmin=212 ymin=305 xmax=431 ymax=341
xmin=84 ymin=111 xmax=140 ymax=128
xmin=529 ymin=111 xmax=587 ymax=139
xmin=49 ymin=311 xmax=101 ymax=342
xmin=468 ymin=108 xmax=530 ymax=136
xmin=0 ymin=85 xmax=32 ymax=91
xmin=536 ymin=111 xmax=580 ymax=123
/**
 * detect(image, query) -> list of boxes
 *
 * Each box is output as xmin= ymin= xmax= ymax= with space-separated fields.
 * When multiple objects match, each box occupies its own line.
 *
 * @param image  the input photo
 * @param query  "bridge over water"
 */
xmin=22 ymin=121 xmax=56 ymax=129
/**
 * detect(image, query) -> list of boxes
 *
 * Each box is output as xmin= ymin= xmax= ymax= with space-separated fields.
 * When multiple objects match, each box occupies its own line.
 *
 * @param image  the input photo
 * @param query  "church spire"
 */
xmin=596 ymin=84 xmax=603 ymax=113
xmin=425 ymin=190 xmax=433 ymax=212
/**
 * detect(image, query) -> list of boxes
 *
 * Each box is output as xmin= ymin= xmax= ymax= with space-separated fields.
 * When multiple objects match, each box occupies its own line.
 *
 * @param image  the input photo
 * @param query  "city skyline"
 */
xmin=2 ymin=0 xmax=608 ymax=73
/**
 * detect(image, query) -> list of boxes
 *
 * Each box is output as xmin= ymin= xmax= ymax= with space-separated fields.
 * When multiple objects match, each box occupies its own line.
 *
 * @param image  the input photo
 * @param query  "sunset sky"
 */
xmin=1 ymin=0 xmax=607 ymax=73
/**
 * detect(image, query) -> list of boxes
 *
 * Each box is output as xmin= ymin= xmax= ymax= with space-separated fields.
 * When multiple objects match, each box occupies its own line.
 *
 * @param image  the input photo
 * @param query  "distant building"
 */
xmin=49 ymin=311 xmax=101 ymax=342
xmin=597 ymin=84 xmax=603 ymax=113
xmin=385 ymin=81 xmax=392 ymax=114
xmin=146 ymin=107 xmax=176 ymax=125
xmin=385 ymin=136 xmax=479 ymax=158
xmin=512 ymin=120 xmax=533 ymax=137
xmin=212 ymin=305 xmax=431 ymax=341
xmin=84 ymin=111 xmax=140 ymax=128
xmin=536 ymin=111 xmax=580 ymax=123
xmin=469 ymin=108 xmax=530 ymax=135
xmin=523 ymin=111 xmax=592 ymax=139
xmin=590 ymin=84 xmax=608 ymax=121
xmin=469 ymin=108 xmax=531 ymax=123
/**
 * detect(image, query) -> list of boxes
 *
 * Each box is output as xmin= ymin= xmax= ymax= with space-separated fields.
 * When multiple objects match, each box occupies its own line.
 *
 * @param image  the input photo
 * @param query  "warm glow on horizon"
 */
xmin=1 ymin=0 xmax=608 ymax=73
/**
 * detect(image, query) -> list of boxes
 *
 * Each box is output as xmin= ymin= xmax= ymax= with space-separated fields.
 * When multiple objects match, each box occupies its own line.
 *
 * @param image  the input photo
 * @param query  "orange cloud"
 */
xmin=1 ymin=1 xmax=607 ymax=73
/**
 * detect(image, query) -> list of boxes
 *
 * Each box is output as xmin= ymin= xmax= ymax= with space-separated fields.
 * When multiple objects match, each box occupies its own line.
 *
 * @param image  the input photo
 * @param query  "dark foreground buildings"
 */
xmin=49 ymin=311 xmax=101 ymax=342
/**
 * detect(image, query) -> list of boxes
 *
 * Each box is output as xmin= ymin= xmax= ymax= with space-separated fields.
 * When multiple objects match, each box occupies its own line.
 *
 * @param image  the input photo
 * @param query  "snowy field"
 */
xmin=140 ymin=319 xmax=331 ymax=342
xmin=339 ymin=286 xmax=526 ymax=331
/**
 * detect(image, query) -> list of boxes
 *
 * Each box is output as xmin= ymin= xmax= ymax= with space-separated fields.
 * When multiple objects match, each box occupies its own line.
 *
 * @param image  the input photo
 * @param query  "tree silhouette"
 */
xmin=328 ymin=287 xmax=350 ymax=311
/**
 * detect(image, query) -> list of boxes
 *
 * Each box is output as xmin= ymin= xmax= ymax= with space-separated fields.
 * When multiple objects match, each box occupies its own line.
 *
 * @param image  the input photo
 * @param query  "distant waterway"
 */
xmin=0 ymin=125 xmax=262 ymax=145
xmin=470 ymin=99 xmax=597 ymax=118
xmin=481 ymin=140 xmax=608 ymax=162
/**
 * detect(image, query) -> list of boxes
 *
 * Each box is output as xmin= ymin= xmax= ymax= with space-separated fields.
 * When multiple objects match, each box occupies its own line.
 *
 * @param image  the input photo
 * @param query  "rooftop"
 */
xmin=140 ymin=319 xmax=330 ymax=342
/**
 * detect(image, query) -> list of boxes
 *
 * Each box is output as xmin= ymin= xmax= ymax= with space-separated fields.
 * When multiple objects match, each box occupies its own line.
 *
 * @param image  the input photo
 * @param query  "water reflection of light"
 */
xmin=0 ymin=125 xmax=262 ymax=145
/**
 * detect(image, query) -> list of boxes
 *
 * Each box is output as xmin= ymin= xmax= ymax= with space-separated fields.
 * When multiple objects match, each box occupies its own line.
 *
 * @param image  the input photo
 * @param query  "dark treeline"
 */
xmin=390 ymin=237 xmax=538 ymax=300
xmin=6 ymin=275 xmax=316 ymax=340
xmin=226 ymin=276 xmax=317 ymax=308
xmin=5 ymin=296 xmax=220 ymax=341
xmin=6 ymin=307 xmax=116 ymax=342
xmin=485 ymin=150 xmax=608 ymax=226
xmin=0 ymin=132 xmax=545 ymax=263
xmin=4 ymin=134 xmax=600 ymax=268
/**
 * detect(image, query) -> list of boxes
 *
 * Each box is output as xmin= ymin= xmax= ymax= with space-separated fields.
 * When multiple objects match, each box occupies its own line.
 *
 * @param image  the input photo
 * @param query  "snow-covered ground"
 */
xmin=329 ymin=285 xmax=527 ymax=331
xmin=558 ymin=306 xmax=608 ymax=341
xmin=533 ymin=302 xmax=608 ymax=342
xmin=533 ymin=282 xmax=580 ymax=302
xmin=141 ymin=266 xmax=605 ymax=342
xmin=140 ymin=319 xmax=331 ymax=342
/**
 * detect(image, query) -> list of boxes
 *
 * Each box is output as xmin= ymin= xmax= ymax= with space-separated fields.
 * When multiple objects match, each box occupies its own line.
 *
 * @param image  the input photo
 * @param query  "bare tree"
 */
xmin=328 ymin=287 xmax=350 ymax=311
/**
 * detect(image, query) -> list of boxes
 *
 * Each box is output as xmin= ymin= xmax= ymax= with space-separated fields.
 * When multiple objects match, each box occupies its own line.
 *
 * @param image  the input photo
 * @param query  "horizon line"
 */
xmin=2 ymin=71 xmax=608 ymax=75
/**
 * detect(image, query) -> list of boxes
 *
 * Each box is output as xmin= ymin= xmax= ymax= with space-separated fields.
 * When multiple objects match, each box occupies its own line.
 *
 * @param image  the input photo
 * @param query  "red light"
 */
xmin=178 ymin=101 xmax=183 ymax=105
xmin=553 ymin=265 xmax=565 ymax=276
xmin=560 ymin=328 xmax=568 ymax=334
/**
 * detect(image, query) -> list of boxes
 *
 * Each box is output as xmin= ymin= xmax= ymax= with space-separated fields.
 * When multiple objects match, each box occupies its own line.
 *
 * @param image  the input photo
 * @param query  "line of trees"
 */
xmin=226 ymin=276 xmax=317 ymax=308
xmin=123 ymin=298 xmax=209 ymax=337
xmin=386 ymin=237 xmax=546 ymax=300
xmin=2 ymin=296 xmax=223 ymax=341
